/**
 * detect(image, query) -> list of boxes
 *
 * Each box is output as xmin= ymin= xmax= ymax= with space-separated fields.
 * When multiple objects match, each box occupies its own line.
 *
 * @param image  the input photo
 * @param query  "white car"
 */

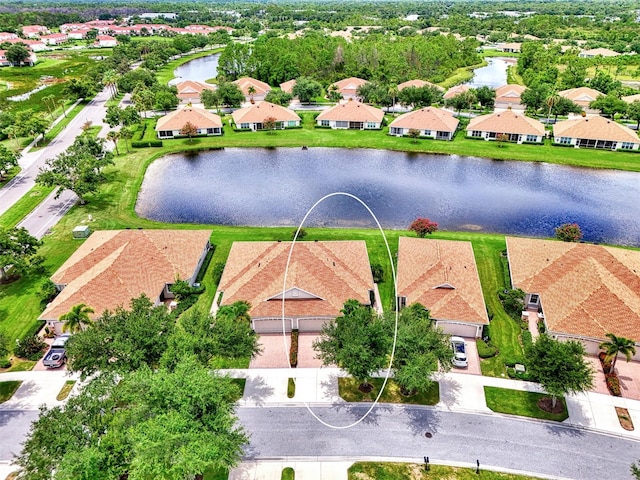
xmin=450 ymin=336 xmax=468 ymax=368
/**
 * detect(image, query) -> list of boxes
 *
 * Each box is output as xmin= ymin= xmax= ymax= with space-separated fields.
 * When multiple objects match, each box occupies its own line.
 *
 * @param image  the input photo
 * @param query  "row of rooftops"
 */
xmin=40 ymin=230 xmax=640 ymax=346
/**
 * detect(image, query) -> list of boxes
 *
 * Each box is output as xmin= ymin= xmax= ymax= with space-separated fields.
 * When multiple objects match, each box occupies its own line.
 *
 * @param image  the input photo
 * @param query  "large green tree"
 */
xmin=589 ymin=94 xmax=627 ymax=119
xmin=313 ymin=300 xmax=390 ymax=391
xmin=527 ymin=334 xmax=594 ymax=408
xmin=6 ymin=44 xmax=31 ymax=66
xmin=627 ymin=100 xmax=640 ymax=129
xmin=36 ymin=135 xmax=114 ymax=204
xmin=16 ymin=357 xmax=247 ymax=480
xmin=0 ymin=144 xmax=19 ymax=178
xmin=216 ymin=82 xmax=245 ymax=108
xmin=0 ymin=227 xmax=41 ymax=283
xmin=292 ymin=77 xmax=322 ymax=104
xmin=599 ymin=333 xmax=637 ymax=372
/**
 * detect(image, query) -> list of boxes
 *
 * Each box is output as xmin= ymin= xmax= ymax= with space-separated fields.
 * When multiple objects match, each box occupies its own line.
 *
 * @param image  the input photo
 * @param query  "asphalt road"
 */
xmin=237 ymin=405 xmax=640 ymax=480
xmin=0 ymin=410 xmax=40 ymax=461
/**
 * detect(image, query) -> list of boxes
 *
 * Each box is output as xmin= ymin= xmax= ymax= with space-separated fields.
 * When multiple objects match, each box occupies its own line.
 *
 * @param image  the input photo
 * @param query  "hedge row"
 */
xmin=131 ymin=140 xmax=163 ymax=148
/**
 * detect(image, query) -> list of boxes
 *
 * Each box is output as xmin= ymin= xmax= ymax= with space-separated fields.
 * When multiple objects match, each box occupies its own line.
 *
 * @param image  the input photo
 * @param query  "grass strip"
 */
xmin=0 ymin=186 xmax=55 ymax=229
xmin=56 ymin=380 xmax=76 ymax=401
xmin=349 ymin=462 xmax=545 ymax=479
xmin=0 ymin=381 xmax=22 ymax=403
xmin=484 ymin=386 xmax=569 ymax=422
xmin=339 ymin=377 xmax=439 ymax=405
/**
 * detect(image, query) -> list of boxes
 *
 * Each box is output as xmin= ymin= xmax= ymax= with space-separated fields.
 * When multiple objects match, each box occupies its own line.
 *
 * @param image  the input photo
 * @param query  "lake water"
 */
xmin=465 ymin=57 xmax=514 ymax=88
xmin=136 ymin=148 xmax=640 ymax=246
xmin=169 ymin=53 xmax=220 ymax=84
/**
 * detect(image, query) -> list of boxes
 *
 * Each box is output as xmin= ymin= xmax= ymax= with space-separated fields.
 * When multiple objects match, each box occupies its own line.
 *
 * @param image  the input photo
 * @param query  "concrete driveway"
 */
xmin=452 ymin=337 xmax=482 ymax=375
xmin=588 ymin=356 xmax=640 ymax=400
xmin=249 ymin=333 xmax=330 ymax=369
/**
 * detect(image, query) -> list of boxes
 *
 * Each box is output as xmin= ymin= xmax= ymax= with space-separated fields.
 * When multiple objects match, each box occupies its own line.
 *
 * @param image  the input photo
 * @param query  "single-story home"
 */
xmin=39 ymin=229 xmax=212 ymax=328
xmin=4 ymin=38 xmax=46 ymax=51
xmin=494 ymin=84 xmax=527 ymax=110
xmin=552 ymin=115 xmax=639 ymax=150
xmin=558 ymin=86 xmax=604 ymax=110
xmin=231 ymin=101 xmax=301 ymax=131
xmin=155 ymin=107 xmax=223 ymax=138
xmin=396 ymin=237 xmax=489 ymax=338
xmin=279 ymin=79 xmax=296 ymax=94
xmin=22 ymin=25 xmax=49 ymax=38
xmin=443 ymin=84 xmax=471 ymax=100
xmin=506 ymin=237 xmax=640 ymax=359
xmin=175 ymin=80 xmax=216 ymax=104
xmin=329 ymin=77 xmax=368 ymax=100
xmin=499 ymin=42 xmax=522 ymax=53
xmin=579 ymin=48 xmax=620 ymax=58
xmin=0 ymin=49 xmax=37 ymax=66
xmin=466 ymin=110 xmax=545 ymax=144
xmin=233 ymin=77 xmax=271 ymax=102
xmin=397 ymin=79 xmax=444 ymax=92
xmin=215 ymin=241 xmax=376 ymax=333
xmin=0 ymin=32 xmax=19 ymax=41
xmin=67 ymin=28 xmax=91 ymax=40
xmin=40 ymin=33 xmax=68 ymax=45
xmin=622 ymin=93 xmax=640 ymax=105
xmin=95 ymin=35 xmax=118 ymax=48
xmin=388 ymin=107 xmax=459 ymax=140
xmin=316 ymin=100 xmax=384 ymax=130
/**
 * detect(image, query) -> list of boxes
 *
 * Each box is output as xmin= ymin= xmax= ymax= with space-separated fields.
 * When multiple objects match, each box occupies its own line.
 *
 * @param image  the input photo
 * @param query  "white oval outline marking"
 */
xmin=281 ymin=192 xmax=399 ymax=429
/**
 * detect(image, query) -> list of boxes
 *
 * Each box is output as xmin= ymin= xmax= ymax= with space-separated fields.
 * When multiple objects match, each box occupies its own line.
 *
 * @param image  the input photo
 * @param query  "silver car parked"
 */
xmin=450 ymin=336 xmax=468 ymax=368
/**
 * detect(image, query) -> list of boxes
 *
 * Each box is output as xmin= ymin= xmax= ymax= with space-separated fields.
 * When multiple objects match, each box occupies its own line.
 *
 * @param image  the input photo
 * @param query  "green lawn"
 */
xmin=56 ymin=380 xmax=76 ymax=401
xmin=0 ymin=186 xmax=55 ymax=229
xmin=484 ymin=386 xmax=569 ymax=422
xmin=281 ymin=467 xmax=295 ymax=480
xmin=30 ymin=100 xmax=86 ymax=151
xmin=338 ymin=377 xmax=439 ymax=405
xmin=202 ymin=467 xmax=228 ymax=480
xmin=349 ymin=462 xmax=545 ymax=479
xmin=0 ymin=381 xmax=22 ymax=403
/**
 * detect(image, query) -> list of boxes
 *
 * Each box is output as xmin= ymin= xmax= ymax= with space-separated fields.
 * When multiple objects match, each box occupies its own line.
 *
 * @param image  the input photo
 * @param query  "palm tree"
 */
xmin=120 ymin=127 xmax=133 ymax=153
xmin=545 ymin=93 xmax=559 ymax=125
xmin=247 ymin=85 xmax=256 ymax=103
xmin=42 ymin=94 xmax=56 ymax=122
xmin=106 ymin=130 xmax=120 ymax=155
xmin=59 ymin=303 xmax=95 ymax=333
xmin=599 ymin=333 xmax=637 ymax=372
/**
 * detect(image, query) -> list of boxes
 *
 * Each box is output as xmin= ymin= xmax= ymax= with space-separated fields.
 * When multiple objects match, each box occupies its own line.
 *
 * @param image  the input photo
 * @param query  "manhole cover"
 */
xmin=425 ymin=432 xmax=433 ymax=438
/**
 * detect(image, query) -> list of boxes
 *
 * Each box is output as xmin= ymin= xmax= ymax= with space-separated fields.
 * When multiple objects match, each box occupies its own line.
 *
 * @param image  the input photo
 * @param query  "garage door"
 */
xmin=437 ymin=321 xmax=478 ymax=338
xmin=253 ymin=318 xmax=293 ymax=333
xmin=297 ymin=318 xmax=331 ymax=332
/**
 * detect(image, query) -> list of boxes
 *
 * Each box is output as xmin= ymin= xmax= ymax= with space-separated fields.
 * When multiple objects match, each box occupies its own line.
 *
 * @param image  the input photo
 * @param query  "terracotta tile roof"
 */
xmin=389 ymin=107 xmax=459 ymax=132
xmin=176 ymin=81 xmax=215 ymax=98
xmin=397 ymin=237 xmax=489 ymax=325
xmin=331 ymin=77 xmax=368 ymax=94
xmin=231 ymin=101 xmax=301 ymax=124
xmin=466 ymin=110 xmax=545 ymax=136
xmin=316 ymin=100 xmax=384 ymax=123
xmin=40 ymin=230 xmax=212 ymax=321
xmin=280 ymin=79 xmax=296 ymax=94
xmin=397 ymin=79 xmax=444 ymax=92
xmin=494 ymin=84 xmax=526 ymax=104
xmin=156 ymin=107 xmax=222 ymax=131
xmin=558 ymin=87 xmax=604 ymax=107
xmin=233 ymin=77 xmax=271 ymax=96
xmin=580 ymin=48 xmax=620 ymax=57
xmin=622 ymin=94 xmax=640 ymax=104
xmin=553 ymin=115 xmax=639 ymax=143
xmin=506 ymin=237 xmax=640 ymax=342
xmin=218 ymin=241 xmax=374 ymax=318
xmin=443 ymin=84 xmax=471 ymax=100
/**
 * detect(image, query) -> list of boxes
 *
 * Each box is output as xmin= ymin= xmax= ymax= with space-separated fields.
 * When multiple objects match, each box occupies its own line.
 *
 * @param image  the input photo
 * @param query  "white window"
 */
xmin=240 ymin=123 xmax=250 ymax=129
xmin=424 ymin=130 xmax=431 ymax=136
xmin=559 ymin=137 xmax=571 ymax=145
xmin=390 ymin=127 xmax=402 ymax=135
xmin=336 ymin=121 xmax=348 ymax=128
xmin=288 ymin=121 xmax=297 ymax=127
xmin=321 ymin=120 xmax=330 ymax=127
xmin=366 ymin=122 xmax=377 ymax=129
xmin=471 ymin=130 xmax=482 ymax=137
xmin=621 ymin=142 xmax=635 ymax=149
xmin=526 ymin=135 xmax=538 ymax=142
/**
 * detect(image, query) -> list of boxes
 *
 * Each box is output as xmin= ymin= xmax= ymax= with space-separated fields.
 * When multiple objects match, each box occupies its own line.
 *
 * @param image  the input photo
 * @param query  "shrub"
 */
xmin=521 ymin=330 xmax=533 ymax=349
xmin=211 ymin=262 xmax=226 ymax=286
xmin=498 ymin=288 xmax=526 ymax=319
xmin=370 ymin=263 xmax=384 ymax=283
xmin=555 ymin=223 xmax=583 ymax=242
xmin=408 ymin=217 xmax=438 ymax=237
xmin=289 ymin=329 xmax=299 ymax=368
xmin=38 ymin=279 xmax=59 ymax=306
xmin=0 ymin=357 xmax=11 ymax=369
xmin=599 ymin=351 xmax=612 ymax=374
xmin=476 ymin=338 xmax=498 ymax=358
xmin=605 ymin=373 xmax=621 ymax=396
xmin=131 ymin=140 xmax=163 ymax=148
xmin=15 ymin=335 xmax=47 ymax=361
xmin=291 ymin=228 xmax=307 ymax=240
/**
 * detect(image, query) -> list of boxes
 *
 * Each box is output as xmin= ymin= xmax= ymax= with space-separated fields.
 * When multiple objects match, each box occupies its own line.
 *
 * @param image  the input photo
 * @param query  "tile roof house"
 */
xmin=494 ymin=84 xmax=527 ymax=110
xmin=622 ymin=93 xmax=640 ymax=105
xmin=506 ymin=237 xmax=640 ymax=358
xmin=40 ymin=33 xmax=68 ymax=45
xmin=67 ymin=28 xmax=92 ymax=40
xmin=466 ymin=110 xmax=545 ymax=144
xmin=0 ymin=49 xmax=38 ymax=66
xmin=499 ymin=42 xmax=522 ymax=53
xmin=4 ymin=38 xmax=46 ymax=51
xmin=397 ymin=79 xmax=444 ymax=92
xmin=175 ymin=80 xmax=216 ymax=104
xmin=233 ymin=77 xmax=271 ymax=102
xmin=329 ymin=77 xmax=368 ymax=100
xmin=156 ymin=107 xmax=223 ymax=138
xmin=388 ymin=107 xmax=459 ymax=140
xmin=552 ymin=115 xmax=639 ymax=150
xmin=579 ymin=48 xmax=620 ymax=58
xmin=316 ymin=100 xmax=384 ymax=130
xmin=396 ymin=237 xmax=489 ymax=338
xmin=216 ymin=241 xmax=375 ymax=333
xmin=558 ymin=86 xmax=604 ymax=110
xmin=40 ymin=230 xmax=212 ymax=324
xmin=95 ymin=35 xmax=118 ymax=48
xmin=279 ymin=79 xmax=296 ymax=94
xmin=0 ymin=32 xmax=19 ymax=41
xmin=443 ymin=84 xmax=471 ymax=100
xmin=231 ymin=101 xmax=301 ymax=131
xmin=22 ymin=25 xmax=49 ymax=38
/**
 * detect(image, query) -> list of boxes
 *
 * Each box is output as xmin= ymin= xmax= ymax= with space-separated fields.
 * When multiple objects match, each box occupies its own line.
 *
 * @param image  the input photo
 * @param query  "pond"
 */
xmin=465 ymin=57 xmax=515 ymax=88
xmin=136 ymin=148 xmax=640 ymax=246
xmin=169 ymin=53 xmax=220 ymax=84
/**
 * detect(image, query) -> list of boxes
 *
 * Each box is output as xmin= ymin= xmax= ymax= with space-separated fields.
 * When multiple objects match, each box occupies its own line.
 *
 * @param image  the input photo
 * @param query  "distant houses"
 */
xmin=397 ymin=79 xmax=444 ymax=92
xmin=552 ymin=115 xmax=640 ymax=151
xmin=388 ymin=107 xmax=458 ymax=140
xmin=155 ymin=107 xmax=223 ymax=139
xmin=443 ymin=84 xmax=471 ymax=100
xmin=316 ymin=100 xmax=384 ymax=130
xmin=329 ymin=77 xmax=368 ymax=100
xmin=466 ymin=110 xmax=545 ymax=144
xmin=233 ymin=77 xmax=271 ymax=102
xmin=95 ymin=35 xmax=118 ymax=48
xmin=231 ymin=101 xmax=301 ymax=131
xmin=557 ymin=86 xmax=603 ymax=111
xmin=494 ymin=84 xmax=526 ymax=110
xmin=175 ymin=80 xmax=216 ymax=104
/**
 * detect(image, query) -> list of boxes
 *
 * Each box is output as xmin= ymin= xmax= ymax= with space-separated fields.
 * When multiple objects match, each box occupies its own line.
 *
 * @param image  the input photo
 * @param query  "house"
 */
xmin=443 ymin=84 xmax=471 ymax=100
xmin=175 ymin=80 xmax=216 ymax=104
xmin=558 ymin=86 xmax=603 ymax=110
xmin=396 ymin=237 xmax=489 ymax=338
xmin=4 ymin=38 xmax=46 ymax=51
xmin=279 ymin=79 xmax=296 ymax=95
xmin=466 ymin=110 xmax=545 ymax=143
xmin=388 ymin=107 xmax=459 ymax=140
xmin=215 ymin=241 xmax=375 ymax=333
xmin=22 ymin=25 xmax=49 ymax=38
xmin=506 ymin=237 xmax=640 ymax=359
xmin=231 ymin=101 xmax=301 ymax=131
xmin=40 ymin=33 xmax=68 ymax=46
xmin=95 ymin=35 xmax=118 ymax=48
xmin=67 ymin=28 xmax=92 ymax=40
xmin=39 ymin=230 xmax=212 ymax=327
xmin=316 ymin=100 xmax=384 ymax=130
xmin=552 ymin=115 xmax=640 ymax=150
xmin=494 ymin=84 xmax=527 ymax=109
xmin=60 ymin=23 xmax=86 ymax=33
xmin=499 ymin=42 xmax=522 ymax=53
xmin=156 ymin=107 xmax=223 ymax=138
xmin=397 ymin=79 xmax=445 ymax=92
xmin=233 ymin=77 xmax=271 ymax=102
xmin=0 ymin=48 xmax=37 ymax=66
xmin=329 ymin=77 xmax=368 ymax=100
xmin=0 ymin=32 xmax=18 ymax=41
xmin=622 ymin=93 xmax=640 ymax=104
xmin=579 ymin=48 xmax=620 ymax=58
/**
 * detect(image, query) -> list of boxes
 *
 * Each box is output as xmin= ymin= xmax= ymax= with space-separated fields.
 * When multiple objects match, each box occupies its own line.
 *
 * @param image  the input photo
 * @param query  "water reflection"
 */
xmin=169 ymin=53 xmax=220 ymax=84
xmin=465 ymin=57 xmax=514 ymax=88
xmin=136 ymin=148 xmax=640 ymax=246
